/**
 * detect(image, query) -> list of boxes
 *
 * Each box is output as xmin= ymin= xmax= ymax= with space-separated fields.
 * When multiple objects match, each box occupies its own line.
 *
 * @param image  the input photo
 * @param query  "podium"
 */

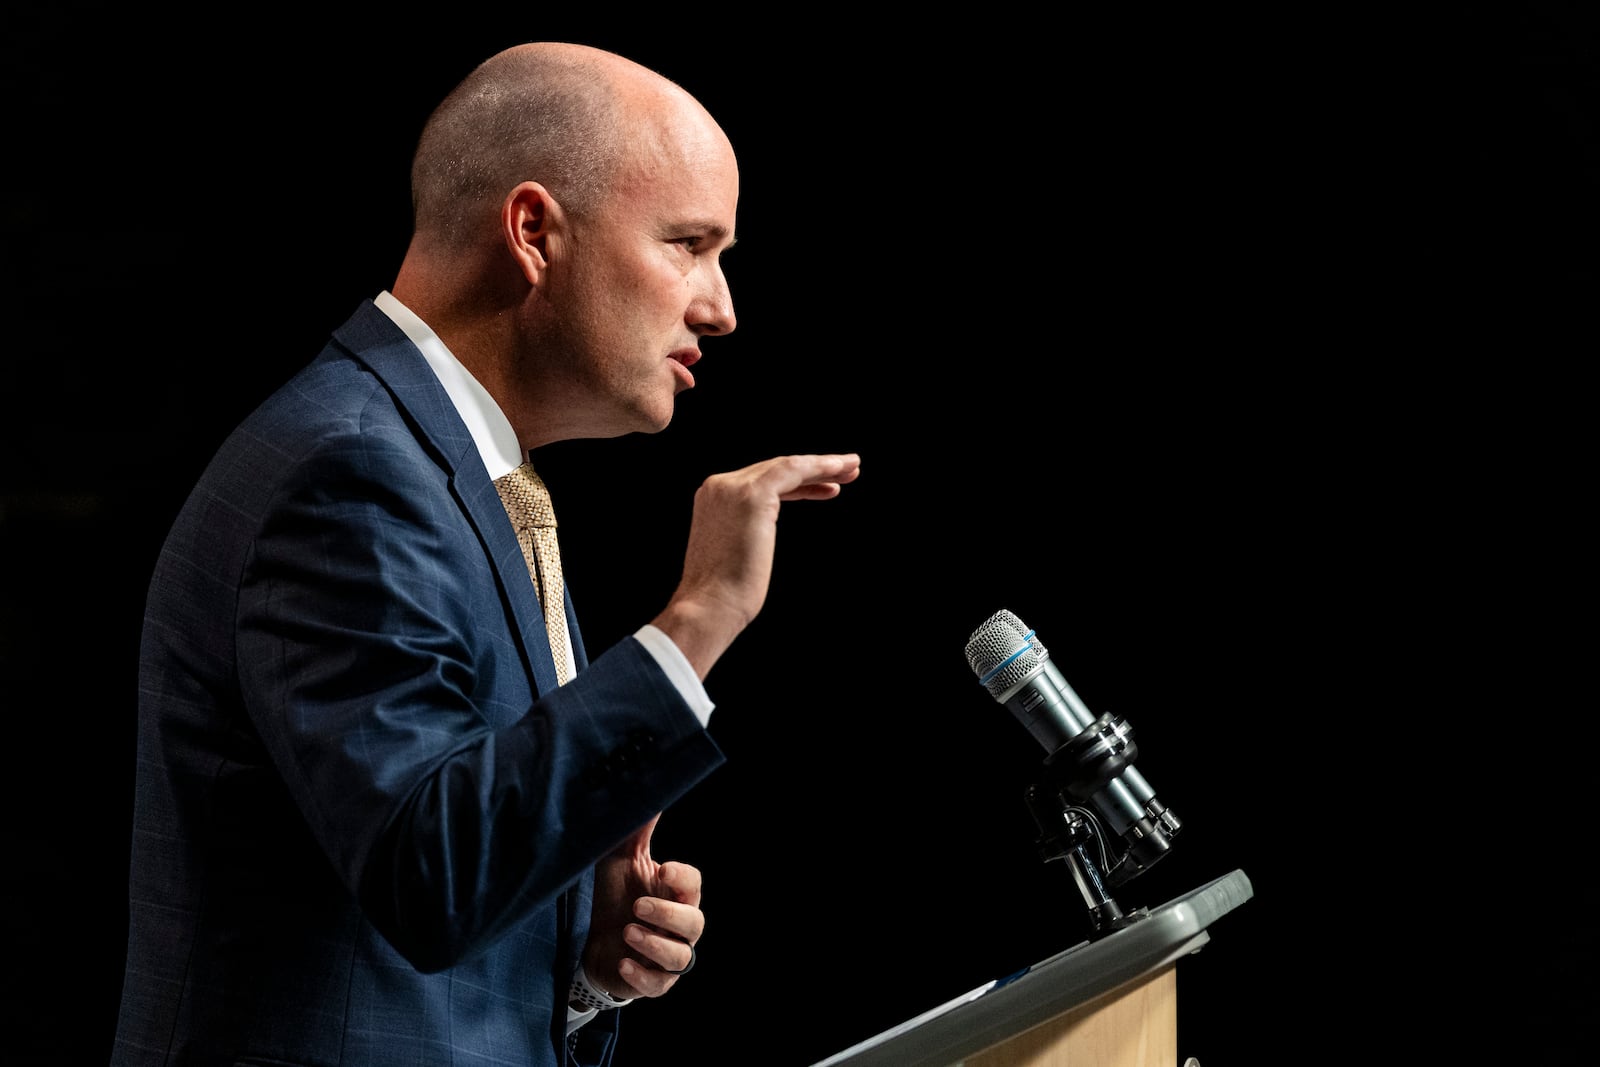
xmin=810 ymin=869 xmax=1252 ymax=1067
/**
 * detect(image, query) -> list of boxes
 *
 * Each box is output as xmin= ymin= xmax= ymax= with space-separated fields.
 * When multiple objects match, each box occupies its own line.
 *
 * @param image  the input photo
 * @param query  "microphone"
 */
xmin=964 ymin=608 xmax=1180 ymax=886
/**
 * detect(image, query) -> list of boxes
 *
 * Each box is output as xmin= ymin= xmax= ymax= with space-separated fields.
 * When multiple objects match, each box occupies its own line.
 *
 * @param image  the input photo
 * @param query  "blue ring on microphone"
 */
xmin=978 ymin=643 xmax=1030 ymax=687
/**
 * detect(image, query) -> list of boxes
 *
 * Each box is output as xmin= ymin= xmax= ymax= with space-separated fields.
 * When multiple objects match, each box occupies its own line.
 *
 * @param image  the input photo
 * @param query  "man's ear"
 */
xmin=503 ymin=181 xmax=560 ymax=286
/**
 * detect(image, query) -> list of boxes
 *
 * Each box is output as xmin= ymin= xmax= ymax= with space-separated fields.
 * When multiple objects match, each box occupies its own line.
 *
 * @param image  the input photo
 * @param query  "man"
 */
xmin=111 ymin=41 xmax=860 ymax=1066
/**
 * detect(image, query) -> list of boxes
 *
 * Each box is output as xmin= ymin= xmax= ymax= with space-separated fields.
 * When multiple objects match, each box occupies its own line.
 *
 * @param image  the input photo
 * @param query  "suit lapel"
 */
xmin=332 ymin=301 xmax=566 ymax=696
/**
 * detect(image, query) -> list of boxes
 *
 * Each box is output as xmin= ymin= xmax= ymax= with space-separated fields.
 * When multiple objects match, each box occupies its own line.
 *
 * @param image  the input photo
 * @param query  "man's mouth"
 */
xmin=669 ymin=349 xmax=699 ymax=390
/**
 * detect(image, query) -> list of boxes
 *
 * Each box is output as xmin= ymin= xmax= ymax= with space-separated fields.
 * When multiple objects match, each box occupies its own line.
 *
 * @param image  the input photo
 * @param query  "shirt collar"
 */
xmin=373 ymin=290 xmax=525 ymax=480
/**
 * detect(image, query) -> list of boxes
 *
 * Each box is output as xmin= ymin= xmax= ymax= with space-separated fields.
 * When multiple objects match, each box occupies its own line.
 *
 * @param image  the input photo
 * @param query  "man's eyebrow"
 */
xmin=686 ymin=221 xmax=736 ymax=248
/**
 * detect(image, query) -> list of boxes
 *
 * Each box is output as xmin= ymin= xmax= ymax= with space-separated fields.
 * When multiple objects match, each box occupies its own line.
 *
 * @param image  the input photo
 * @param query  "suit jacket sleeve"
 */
xmin=232 ymin=416 xmax=723 ymax=972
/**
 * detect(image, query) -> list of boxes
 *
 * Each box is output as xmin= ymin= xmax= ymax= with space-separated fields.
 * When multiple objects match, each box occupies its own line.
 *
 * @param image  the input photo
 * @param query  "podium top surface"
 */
xmin=810 ymin=868 xmax=1254 ymax=1067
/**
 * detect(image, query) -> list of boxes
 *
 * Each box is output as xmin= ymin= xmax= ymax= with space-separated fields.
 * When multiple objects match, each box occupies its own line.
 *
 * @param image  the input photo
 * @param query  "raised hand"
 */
xmin=653 ymin=453 xmax=861 ymax=678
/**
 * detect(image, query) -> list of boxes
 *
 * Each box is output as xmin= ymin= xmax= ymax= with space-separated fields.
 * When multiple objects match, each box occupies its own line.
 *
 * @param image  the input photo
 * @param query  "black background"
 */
xmin=2 ymin=6 xmax=1594 ymax=1065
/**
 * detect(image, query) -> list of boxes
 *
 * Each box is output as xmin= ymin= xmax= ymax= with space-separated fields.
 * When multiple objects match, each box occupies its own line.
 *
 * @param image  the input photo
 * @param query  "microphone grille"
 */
xmin=964 ymin=609 xmax=1049 ymax=698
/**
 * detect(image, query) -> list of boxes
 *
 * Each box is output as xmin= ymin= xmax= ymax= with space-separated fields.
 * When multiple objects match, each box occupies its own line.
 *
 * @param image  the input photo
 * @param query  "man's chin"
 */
xmin=626 ymin=403 xmax=676 ymax=437
xmin=651 ymin=391 xmax=685 ymax=432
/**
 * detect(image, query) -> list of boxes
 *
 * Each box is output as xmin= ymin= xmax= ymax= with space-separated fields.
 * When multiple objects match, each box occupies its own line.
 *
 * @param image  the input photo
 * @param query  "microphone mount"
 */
xmin=1023 ymin=710 xmax=1181 ymax=937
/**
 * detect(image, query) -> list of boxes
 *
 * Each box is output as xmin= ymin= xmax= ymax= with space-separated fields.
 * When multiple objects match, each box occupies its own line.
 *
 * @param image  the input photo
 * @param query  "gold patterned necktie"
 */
xmin=493 ymin=462 xmax=571 ymax=685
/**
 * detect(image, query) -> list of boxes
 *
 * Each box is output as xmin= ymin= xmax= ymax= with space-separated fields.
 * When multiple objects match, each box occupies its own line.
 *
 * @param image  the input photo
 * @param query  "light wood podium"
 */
xmin=810 ymin=869 xmax=1252 ymax=1067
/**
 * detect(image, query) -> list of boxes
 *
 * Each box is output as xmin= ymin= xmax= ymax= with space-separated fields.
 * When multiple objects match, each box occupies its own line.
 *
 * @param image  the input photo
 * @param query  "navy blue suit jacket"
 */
xmin=111 ymin=300 xmax=724 ymax=1066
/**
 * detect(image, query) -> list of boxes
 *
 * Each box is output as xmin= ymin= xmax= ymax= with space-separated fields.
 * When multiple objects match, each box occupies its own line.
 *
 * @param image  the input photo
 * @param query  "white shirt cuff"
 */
xmin=634 ymin=624 xmax=714 ymax=727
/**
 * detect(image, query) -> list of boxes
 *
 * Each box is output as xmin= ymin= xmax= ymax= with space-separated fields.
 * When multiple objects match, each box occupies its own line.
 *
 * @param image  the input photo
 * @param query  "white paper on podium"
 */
xmin=810 ymin=981 xmax=999 ymax=1066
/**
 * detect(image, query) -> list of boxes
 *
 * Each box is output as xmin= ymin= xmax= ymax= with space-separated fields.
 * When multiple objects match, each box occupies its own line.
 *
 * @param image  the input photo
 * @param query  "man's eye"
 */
xmin=671 ymin=236 xmax=703 ymax=251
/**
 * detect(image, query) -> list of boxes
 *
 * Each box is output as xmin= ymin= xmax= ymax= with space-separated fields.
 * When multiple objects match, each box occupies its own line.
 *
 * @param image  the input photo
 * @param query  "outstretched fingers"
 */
xmin=769 ymin=453 xmax=862 ymax=501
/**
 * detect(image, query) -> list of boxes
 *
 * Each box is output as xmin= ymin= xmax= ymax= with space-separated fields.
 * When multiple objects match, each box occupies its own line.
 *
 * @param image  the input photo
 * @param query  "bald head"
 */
xmin=408 ymin=42 xmax=717 ymax=250
xmin=393 ymin=42 xmax=740 ymax=448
